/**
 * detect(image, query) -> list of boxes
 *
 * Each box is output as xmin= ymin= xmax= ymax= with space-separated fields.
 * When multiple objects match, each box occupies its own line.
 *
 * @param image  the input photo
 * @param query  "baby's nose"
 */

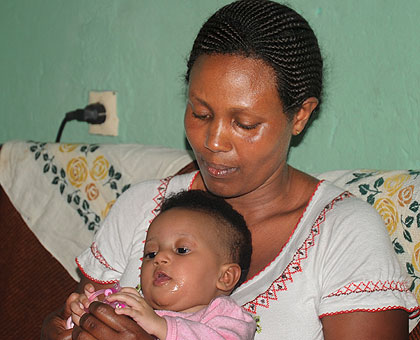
xmin=153 ymin=251 xmax=170 ymax=264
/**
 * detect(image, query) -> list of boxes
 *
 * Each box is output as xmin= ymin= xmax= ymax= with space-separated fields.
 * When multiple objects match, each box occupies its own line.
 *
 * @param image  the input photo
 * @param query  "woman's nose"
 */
xmin=204 ymin=120 xmax=231 ymax=153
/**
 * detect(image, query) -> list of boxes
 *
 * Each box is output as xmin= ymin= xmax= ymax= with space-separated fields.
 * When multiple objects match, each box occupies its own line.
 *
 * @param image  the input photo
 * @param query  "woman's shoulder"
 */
xmin=118 ymin=171 xmax=199 ymax=201
xmin=314 ymin=180 xmax=381 ymax=215
xmin=312 ymin=180 xmax=389 ymax=240
xmin=98 ymin=171 xmax=199 ymax=231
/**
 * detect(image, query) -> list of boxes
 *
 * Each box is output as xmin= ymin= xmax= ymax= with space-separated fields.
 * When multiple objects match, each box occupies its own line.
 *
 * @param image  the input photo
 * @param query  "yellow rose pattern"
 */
xmin=58 ymin=143 xmax=79 ymax=153
xmin=85 ymin=183 xmax=99 ymax=201
xmin=346 ymin=170 xmax=420 ymax=301
xmin=90 ymin=156 xmax=110 ymax=181
xmin=399 ymin=185 xmax=414 ymax=207
xmin=383 ymin=174 xmax=410 ymax=196
xmin=29 ymin=142 xmax=131 ymax=232
xmin=414 ymin=281 xmax=420 ymax=303
xmin=413 ymin=242 xmax=420 ymax=272
xmin=102 ymin=200 xmax=116 ymax=219
xmin=374 ymin=198 xmax=398 ymax=236
xmin=67 ymin=157 xmax=89 ymax=188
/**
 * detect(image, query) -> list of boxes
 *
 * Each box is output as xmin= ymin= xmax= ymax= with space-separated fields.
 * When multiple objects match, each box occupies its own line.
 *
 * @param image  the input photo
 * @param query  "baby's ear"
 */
xmin=216 ymin=263 xmax=242 ymax=293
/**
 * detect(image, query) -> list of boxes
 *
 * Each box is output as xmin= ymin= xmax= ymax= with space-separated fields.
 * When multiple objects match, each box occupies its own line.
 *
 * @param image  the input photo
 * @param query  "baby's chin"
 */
xmin=145 ymin=295 xmax=206 ymax=313
xmin=144 ymin=295 xmax=174 ymax=311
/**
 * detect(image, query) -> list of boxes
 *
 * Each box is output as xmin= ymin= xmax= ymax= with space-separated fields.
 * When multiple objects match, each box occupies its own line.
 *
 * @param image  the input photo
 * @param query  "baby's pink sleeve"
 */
xmin=160 ymin=296 xmax=256 ymax=340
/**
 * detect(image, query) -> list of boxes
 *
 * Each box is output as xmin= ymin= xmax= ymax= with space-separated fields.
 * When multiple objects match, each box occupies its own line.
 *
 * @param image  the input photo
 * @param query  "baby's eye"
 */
xmin=144 ymin=251 xmax=157 ymax=259
xmin=176 ymin=247 xmax=190 ymax=255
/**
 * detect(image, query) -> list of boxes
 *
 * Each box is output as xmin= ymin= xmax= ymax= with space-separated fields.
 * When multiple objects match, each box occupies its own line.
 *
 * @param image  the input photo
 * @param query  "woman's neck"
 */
xmin=191 ymin=165 xmax=318 ymax=227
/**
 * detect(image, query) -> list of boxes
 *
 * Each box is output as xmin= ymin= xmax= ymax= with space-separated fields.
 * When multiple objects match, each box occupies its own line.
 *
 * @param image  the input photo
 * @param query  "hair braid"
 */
xmin=186 ymin=0 xmax=323 ymax=118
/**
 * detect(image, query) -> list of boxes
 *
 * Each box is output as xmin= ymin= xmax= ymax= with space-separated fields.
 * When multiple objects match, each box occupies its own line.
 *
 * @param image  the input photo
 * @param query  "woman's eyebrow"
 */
xmin=189 ymin=95 xmax=253 ymax=116
xmin=189 ymin=95 xmax=212 ymax=110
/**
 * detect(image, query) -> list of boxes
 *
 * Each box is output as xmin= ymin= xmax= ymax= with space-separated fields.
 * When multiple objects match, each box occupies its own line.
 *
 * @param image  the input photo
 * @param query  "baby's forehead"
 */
xmin=147 ymin=207 xmax=230 ymax=243
xmin=157 ymin=206 xmax=224 ymax=226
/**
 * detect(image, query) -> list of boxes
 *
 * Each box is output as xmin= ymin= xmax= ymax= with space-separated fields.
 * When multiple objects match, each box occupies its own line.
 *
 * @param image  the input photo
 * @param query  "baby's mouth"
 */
xmin=153 ymin=271 xmax=171 ymax=286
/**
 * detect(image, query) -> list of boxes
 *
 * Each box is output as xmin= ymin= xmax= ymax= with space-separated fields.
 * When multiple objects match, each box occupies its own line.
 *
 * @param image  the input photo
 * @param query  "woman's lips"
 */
xmin=153 ymin=271 xmax=171 ymax=286
xmin=203 ymin=161 xmax=238 ymax=178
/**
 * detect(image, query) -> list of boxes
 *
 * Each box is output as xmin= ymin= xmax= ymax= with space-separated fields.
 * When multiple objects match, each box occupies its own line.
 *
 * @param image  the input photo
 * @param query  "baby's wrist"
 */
xmin=152 ymin=316 xmax=168 ymax=340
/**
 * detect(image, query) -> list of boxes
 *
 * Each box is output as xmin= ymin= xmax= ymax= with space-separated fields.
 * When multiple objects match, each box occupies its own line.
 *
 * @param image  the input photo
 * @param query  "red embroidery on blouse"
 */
xmin=188 ymin=171 xmax=200 ymax=190
xmin=139 ymin=176 xmax=173 ymax=272
xmin=327 ymin=280 xmax=410 ymax=297
xmin=319 ymin=305 xmax=420 ymax=319
xmin=75 ymin=257 xmax=118 ymax=285
xmin=90 ymin=242 xmax=115 ymax=271
xmin=148 ymin=176 xmax=172 ymax=224
xmin=243 ymin=191 xmax=352 ymax=315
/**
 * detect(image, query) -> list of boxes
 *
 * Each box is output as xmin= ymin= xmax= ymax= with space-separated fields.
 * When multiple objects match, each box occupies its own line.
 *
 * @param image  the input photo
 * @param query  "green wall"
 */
xmin=1 ymin=0 xmax=419 ymax=173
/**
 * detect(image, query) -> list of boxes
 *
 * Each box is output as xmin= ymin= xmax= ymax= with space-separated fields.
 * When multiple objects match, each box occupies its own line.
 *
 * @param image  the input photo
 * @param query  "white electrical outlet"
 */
xmin=88 ymin=91 xmax=119 ymax=136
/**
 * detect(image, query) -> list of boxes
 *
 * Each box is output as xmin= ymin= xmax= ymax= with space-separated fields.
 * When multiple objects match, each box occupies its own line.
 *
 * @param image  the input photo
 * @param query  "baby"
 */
xmin=71 ymin=190 xmax=256 ymax=339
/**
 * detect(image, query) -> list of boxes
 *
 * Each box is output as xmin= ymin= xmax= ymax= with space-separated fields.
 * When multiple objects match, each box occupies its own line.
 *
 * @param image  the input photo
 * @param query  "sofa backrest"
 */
xmin=1 ymin=141 xmax=420 ymax=305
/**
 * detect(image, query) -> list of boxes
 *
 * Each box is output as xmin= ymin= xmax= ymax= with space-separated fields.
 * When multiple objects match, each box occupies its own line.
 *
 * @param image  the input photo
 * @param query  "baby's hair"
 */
xmin=185 ymin=0 xmax=323 ymax=119
xmin=160 ymin=190 xmax=252 ymax=289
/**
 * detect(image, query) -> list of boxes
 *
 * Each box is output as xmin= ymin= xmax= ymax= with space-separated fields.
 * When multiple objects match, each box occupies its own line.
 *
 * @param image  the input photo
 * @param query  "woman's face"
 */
xmin=185 ymin=54 xmax=294 ymax=198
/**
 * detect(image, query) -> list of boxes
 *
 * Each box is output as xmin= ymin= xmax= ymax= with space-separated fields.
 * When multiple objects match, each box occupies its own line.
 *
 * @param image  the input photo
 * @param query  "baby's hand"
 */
xmin=106 ymin=287 xmax=167 ymax=339
xmin=69 ymin=283 xmax=96 ymax=327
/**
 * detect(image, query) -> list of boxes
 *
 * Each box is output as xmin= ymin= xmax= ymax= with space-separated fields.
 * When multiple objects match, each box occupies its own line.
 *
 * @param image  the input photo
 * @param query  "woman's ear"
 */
xmin=216 ymin=263 xmax=242 ymax=293
xmin=292 ymin=97 xmax=319 ymax=135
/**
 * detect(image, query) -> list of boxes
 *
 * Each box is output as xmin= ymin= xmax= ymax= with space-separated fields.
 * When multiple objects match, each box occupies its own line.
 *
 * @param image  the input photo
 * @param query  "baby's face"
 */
xmin=140 ymin=207 xmax=226 ymax=313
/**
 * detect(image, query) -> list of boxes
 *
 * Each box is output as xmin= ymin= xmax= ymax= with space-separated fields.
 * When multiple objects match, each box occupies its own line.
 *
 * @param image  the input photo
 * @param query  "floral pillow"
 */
xmin=0 ymin=141 xmax=193 ymax=280
xmin=318 ymin=169 xmax=420 ymax=303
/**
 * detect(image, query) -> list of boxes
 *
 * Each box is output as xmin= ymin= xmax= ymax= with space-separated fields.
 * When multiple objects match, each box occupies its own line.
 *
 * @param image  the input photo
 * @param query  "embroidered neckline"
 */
xmin=242 ymin=190 xmax=352 ymax=314
xmin=188 ymin=171 xmax=200 ymax=190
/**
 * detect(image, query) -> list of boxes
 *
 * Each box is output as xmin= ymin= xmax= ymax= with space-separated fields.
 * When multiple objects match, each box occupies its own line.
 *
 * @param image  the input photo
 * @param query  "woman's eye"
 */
xmin=235 ymin=121 xmax=259 ymax=130
xmin=192 ymin=112 xmax=209 ymax=120
xmin=176 ymin=247 xmax=190 ymax=255
xmin=144 ymin=251 xmax=157 ymax=259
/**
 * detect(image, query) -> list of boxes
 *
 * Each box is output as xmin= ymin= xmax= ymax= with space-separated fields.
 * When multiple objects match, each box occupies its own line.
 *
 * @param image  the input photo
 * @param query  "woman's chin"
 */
xmin=204 ymin=182 xmax=242 ymax=199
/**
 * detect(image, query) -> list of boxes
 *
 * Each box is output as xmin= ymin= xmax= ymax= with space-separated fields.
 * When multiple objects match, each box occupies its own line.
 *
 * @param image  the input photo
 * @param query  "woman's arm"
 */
xmin=41 ymin=276 xmax=115 ymax=340
xmin=322 ymin=310 xmax=409 ymax=340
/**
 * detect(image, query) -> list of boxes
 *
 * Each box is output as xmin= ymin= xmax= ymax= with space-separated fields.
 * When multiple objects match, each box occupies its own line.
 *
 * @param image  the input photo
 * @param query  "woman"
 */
xmin=42 ymin=1 xmax=419 ymax=339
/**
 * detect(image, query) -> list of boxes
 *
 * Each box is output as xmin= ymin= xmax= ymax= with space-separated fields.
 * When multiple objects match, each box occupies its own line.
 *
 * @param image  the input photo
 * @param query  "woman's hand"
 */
xmin=70 ymin=283 xmax=97 ymax=327
xmin=41 ymin=292 xmax=80 ymax=340
xmin=72 ymin=301 xmax=154 ymax=340
xmin=41 ymin=313 xmax=72 ymax=340
xmin=41 ymin=277 xmax=114 ymax=339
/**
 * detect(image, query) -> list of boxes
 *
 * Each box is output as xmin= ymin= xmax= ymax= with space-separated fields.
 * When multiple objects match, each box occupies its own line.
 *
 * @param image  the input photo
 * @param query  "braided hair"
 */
xmin=185 ymin=0 xmax=323 ymax=118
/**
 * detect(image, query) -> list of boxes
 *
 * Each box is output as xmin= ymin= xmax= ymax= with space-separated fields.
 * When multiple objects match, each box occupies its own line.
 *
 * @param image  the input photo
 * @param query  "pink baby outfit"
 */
xmin=155 ymin=296 xmax=256 ymax=340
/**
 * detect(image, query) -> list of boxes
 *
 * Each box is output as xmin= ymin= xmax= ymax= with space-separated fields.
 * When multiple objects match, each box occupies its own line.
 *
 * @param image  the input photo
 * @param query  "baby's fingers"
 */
xmin=120 ymin=287 xmax=140 ymax=295
xmin=83 ymin=283 xmax=96 ymax=296
xmin=70 ymin=300 xmax=86 ymax=327
xmin=80 ymin=293 xmax=93 ymax=310
xmin=106 ymin=293 xmax=148 ymax=311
